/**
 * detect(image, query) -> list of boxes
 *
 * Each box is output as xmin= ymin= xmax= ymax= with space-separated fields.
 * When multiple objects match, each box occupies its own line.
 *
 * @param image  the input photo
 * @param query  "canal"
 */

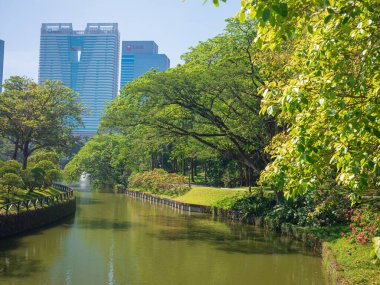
xmin=0 ymin=182 xmax=327 ymax=285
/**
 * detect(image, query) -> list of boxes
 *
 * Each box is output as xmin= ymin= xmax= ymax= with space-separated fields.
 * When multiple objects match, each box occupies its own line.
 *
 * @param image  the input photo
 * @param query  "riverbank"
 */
xmin=0 ymin=184 xmax=76 ymax=239
xmin=125 ymin=187 xmax=380 ymax=285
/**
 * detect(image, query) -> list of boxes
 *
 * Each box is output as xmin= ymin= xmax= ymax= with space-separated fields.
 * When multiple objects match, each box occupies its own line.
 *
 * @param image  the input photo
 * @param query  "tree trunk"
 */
xmin=22 ymin=141 xmax=30 ymax=169
xmin=239 ymin=163 xmax=244 ymax=187
xmin=172 ymin=158 xmax=177 ymax=173
xmin=204 ymin=161 xmax=208 ymax=183
xmin=12 ymin=138 xmax=19 ymax=160
xmin=247 ymin=166 xmax=252 ymax=193
xmin=273 ymin=186 xmax=284 ymax=204
xmin=191 ymin=159 xmax=195 ymax=182
xmin=182 ymin=156 xmax=186 ymax=176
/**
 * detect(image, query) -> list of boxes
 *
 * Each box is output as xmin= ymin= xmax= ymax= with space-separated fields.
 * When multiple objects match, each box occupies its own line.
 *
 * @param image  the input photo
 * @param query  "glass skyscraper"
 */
xmin=0 ymin=39 xmax=4 ymax=92
xmin=39 ymin=23 xmax=120 ymax=137
xmin=120 ymin=41 xmax=169 ymax=88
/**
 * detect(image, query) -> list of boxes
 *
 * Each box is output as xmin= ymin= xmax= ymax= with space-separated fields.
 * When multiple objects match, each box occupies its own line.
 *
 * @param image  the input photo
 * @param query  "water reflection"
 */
xmin=0 ymin=187 xmax=327 ymax=285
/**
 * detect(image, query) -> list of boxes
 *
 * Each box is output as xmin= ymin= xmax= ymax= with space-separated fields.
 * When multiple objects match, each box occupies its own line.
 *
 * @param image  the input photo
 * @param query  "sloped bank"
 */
xmin=0 ymin=184 xmax=76 ymax=239
xmin=125 ymin=189 xmax=348 ymax=285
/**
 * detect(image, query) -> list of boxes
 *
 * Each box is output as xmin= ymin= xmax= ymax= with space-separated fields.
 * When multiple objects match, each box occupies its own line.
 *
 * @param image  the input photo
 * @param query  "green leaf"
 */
xmin=239 ymin=11 xmax=246 ymax=23
xmin=278 ymin=3 xmax=288 ymax=17
xmin=212 ymin=0 xmax=219 ymax=7
xmin=297 ymin=144 xmax=305 ymax=152
xmin=256 ymin=37 xmax=263 ymax=49
xmin=262 ymin=8 xmax=271 ymax=22
xmin=373 ymin=128 xmax=380 ymax=138
xmin=324 ymin=14 xmax=333 ymax=25
xmin=307 ymin=25 xmax=314 ymax=34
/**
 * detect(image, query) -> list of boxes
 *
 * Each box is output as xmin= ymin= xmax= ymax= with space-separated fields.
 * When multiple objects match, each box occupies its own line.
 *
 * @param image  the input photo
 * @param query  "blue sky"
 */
xmin=0 ymin=0 xmax=241 ymax=81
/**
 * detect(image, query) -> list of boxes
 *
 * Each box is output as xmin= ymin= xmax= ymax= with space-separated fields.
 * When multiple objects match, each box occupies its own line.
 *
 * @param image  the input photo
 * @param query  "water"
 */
xmin=0 ymin=182 xmax=327 ymax=285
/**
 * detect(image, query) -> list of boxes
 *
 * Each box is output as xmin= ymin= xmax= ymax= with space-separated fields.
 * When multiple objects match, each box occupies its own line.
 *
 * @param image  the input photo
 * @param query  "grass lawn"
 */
xmin=328 ymin=238 xmax=380 ymax=285
xmin=173 ymin=186 xmax=248 ymax=206
xmin=0 ymin=187 xmax=65 ymax=206
xmin=300 ymin=225 xmax=380 ymax=285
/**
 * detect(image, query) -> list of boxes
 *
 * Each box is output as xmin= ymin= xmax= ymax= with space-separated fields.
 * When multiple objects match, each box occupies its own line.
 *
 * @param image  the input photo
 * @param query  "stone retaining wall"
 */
xmin=0 ymin=183 xmax=76 ymax=240
xmin=0 ymin=199 xmax=76 ymax=239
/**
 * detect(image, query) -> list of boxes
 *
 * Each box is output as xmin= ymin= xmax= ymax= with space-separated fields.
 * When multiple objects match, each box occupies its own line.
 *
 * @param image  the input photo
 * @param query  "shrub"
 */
xmin=0 ymin=172 xmax=24 ymax=198
xmin=114 ymin=184 xmax=125 ymax=193
xmin=0 ymin=160 xmax=22 ymax=176
xmin=303 ymin=189 xmax=351 ymax=227
xmin=230 ymin=190 xmax=276 ymax=219
xmin=343 ymin=208 xmax=380 ymax=244
xmin=214 ymin=194 xmax=245 ymax=210
xmin=128 ymin=169 xmax=190 ymax=196
xmin=225 ymin=188 xmax=352 ymax=230
xmin=221 ymin=168 xmax=240 ymax=188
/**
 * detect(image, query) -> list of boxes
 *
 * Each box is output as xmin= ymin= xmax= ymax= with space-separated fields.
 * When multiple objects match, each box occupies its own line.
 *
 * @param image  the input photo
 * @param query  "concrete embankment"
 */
xmin=0 ymin=185 xmax=76 ymax=239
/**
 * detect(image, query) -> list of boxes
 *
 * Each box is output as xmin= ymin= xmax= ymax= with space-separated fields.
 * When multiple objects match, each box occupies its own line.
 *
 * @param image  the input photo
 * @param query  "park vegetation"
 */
xmin=63 ymin=0 xmax=379 ymax=281
xmin=0 ymin=77 xmax=83 ymax=203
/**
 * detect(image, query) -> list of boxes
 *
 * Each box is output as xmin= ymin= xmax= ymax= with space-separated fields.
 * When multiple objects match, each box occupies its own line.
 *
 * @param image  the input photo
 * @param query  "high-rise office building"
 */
xmin=39 ymin=23 xmax=120 ymax=136
xmin=0 ymin=39 xmax=4 ymax=92
xmin=120 ymin=41 xmax=169 ymax=88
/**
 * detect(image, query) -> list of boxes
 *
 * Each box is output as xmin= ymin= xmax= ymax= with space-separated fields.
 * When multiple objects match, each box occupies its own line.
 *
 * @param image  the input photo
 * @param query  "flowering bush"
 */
xmin=128 ymin=169 xmax=190 ymax=196
xmin=342 ymin=208 xmax=380 ymax=244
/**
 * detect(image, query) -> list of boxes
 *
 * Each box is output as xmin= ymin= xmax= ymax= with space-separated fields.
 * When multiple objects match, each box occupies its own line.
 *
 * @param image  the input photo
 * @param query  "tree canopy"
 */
xmin=0 ymin=76 xmax=84 ymax=169
xmin=210 ymin=0 xmax=379 ymax=201
xmin=101 ymin=20 xmax=277 ymax=179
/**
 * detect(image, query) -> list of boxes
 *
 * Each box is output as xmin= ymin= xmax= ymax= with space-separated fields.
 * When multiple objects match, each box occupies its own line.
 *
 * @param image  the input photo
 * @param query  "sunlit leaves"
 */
xmin=0 ymin=76 xmax=84 ymax=169
xmin=101 ymin=19 xmax=275 ymax=175
xmin=250 ymin=0 xmax=380 ymax=201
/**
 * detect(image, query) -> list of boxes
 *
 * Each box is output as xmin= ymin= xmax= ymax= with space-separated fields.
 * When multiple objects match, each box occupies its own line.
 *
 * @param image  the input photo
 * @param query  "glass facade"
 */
xmin=0 ymin=39 xmax=4 ymax=92
xmin=120 ymin=41 xmax=170 ymax=89
xmin=39 ymin=23 xmax=120 ymax=137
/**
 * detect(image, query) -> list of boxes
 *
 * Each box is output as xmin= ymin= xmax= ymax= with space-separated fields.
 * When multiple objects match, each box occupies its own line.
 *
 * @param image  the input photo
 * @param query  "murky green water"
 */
xmin=0 ymin=181 xmax=327 ymax=285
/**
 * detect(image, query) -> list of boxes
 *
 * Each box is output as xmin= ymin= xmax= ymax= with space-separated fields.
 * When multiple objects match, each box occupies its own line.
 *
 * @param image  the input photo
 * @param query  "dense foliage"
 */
xmin=214 ymin=0 xmax=380 ymax=203
xmin=64 ymin=134 xmax=133 ymax=189
xmin=0 ymin=151 xmax=61 ymax=201
xmin=0 ymin=76 xmax=83 ymax=169
xmin=129 ymin=169 xmax=190 ymax=196
xmin=101 ymin=19 xmax=278 ymax=185
xmin=227 ymin=188 xmax=352 ymax=229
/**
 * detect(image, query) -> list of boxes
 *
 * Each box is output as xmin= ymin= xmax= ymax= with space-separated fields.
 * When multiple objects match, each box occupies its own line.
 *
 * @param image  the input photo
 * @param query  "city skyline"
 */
xmin=39 ymin=23 xmax=120 ymax=136
xmin=120 ymin=41 xmax=170 ymax=88
xmin=0 ymin=0 xmax=241 ymax=82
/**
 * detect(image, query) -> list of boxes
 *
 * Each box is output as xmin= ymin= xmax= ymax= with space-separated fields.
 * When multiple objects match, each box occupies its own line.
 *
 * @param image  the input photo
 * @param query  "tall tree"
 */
xmin=213 ymin=0 xmax=380 ymax=200
xmin=0 ymin=76 xmax=84 ymax=169
xmin=101 ymin=20 xmax=278 ymax=181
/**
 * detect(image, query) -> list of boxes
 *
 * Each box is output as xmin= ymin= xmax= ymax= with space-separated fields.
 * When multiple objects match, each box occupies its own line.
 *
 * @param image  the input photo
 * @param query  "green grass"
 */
xmin=299 ymin=225 xmax=380 ymax=284
xmin=173 ymin=186 xmax=248 ymax=206
xmin=327 ymin=238 xmax=380 ymax=285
